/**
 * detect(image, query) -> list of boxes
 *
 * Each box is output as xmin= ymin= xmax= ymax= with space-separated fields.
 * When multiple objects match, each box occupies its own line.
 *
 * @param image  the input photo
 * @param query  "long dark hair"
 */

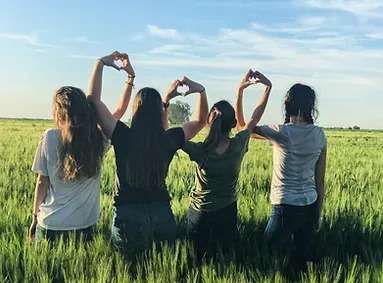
xmin=284 ymin=83 xmax=318 ymax=124
xmin=203 ymin=100 xmax=237 ymax=152
xmin=54 ymin=86 xmax=105 ymax=181
xmin=127 ymin=87 xmax=166 ymax=189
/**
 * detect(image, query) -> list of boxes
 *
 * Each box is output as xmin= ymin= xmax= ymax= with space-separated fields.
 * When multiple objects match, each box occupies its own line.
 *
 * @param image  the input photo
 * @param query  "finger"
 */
xmin=245 ymin=69 xmax=252 ymax=80
xmin=184 ymin=89 xmax=192 ymax=95
xmin=111 ymin=64 xmax=121 ymax=71
xmin=111 ymin=51 xmax=121 ymax=58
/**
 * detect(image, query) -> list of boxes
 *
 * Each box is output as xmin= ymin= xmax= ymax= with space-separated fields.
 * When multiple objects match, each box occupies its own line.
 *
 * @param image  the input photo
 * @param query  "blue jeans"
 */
xmin=187 ymin=201 xmax=238 ymax=259
xmin=36 ymin=225 xmax=95 ymax=242
xmin=264 ymin=202 xmax=318 ymax=266
xmin=111 ymin=202 xmax=177 ymax=255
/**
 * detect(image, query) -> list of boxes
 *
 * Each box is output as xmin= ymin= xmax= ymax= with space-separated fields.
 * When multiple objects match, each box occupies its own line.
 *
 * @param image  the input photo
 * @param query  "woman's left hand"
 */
xmin=28 ymin=216 xmax=37 ymax=241
xmin=118 ymin=53 xmax=135 ymax=77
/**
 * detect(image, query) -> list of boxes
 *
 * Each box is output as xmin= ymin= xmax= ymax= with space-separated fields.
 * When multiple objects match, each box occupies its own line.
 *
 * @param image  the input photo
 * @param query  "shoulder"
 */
xmin=111 ymin=120 xmax=130 ymax=145
xmin=166 ymin=127 xmax=185 ymax=137
xmin=258 ymin=124 xmax=284 ymax=133
xmin=184 ymin=141 xmax=203 ymax=150
xmin=258 ymin=124 xmax=285 ymax=136
xmin=166 ymin=127 xmax=185 ymax=149
xmin=41 ymin=128 xmax=60 ymax=145
xmin=233 ymin=129 xmax=250 ymax=143
xmin=183 ymin=141 xmax=205 ymax=161
xmin=313 ymin=125 xmax=327 ymax=146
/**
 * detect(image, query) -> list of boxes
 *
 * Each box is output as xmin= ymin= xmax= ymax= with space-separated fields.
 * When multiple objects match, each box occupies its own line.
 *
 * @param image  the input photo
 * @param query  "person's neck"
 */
xmin=290 ymin=116 xmax=308 ymax=125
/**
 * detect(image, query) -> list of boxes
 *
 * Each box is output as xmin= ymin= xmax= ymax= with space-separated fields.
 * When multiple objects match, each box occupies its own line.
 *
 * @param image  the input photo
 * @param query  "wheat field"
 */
xmin=1 ymin=118 xmax=382 ymax=282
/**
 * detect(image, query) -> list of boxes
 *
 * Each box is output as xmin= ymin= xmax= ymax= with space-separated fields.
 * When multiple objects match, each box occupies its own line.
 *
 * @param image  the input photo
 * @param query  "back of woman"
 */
xmin=253 ymin=83 xmax=327 ymax=271
xmin=29 ymin=86 xmax=106 ymax=241
xmin=184 ymin=103 xmax=249 ymax=213
xmin=185 ymin=70 xmax=273 ymax=259
xmin=87 ymin=51 xmax=209 ymax=256
xmin=258 ymin=123 xmax=326 ymax=205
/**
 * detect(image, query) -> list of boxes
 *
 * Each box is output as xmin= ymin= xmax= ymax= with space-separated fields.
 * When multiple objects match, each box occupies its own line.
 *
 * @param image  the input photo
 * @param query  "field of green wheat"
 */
xmin=0 ymin=118 xmax=382 ymax=282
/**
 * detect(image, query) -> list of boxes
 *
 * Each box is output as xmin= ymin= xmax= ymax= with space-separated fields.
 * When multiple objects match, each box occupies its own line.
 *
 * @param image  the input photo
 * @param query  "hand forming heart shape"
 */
xmin=113 ymin=59 xmax=124 ymax=70
xmin=177 ymin=83 xmax=190 ymax=97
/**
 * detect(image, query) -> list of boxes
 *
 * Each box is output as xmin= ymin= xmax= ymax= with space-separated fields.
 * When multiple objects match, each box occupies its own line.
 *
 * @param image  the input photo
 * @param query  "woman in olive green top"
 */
xmin=183 ymin=69 xmax=272 ymax=258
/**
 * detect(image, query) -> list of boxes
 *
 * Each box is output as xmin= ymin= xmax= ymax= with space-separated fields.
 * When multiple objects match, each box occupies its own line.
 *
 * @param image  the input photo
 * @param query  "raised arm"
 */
xmin=235 ymin=70 xmax=272 ymax=132
xmin=162 ymin=79 xmax=181 ymax=130
xmin=235 ymin=69 xmax=254 ymax=130
xmin=29 ymin=174 xmax=49 ymax=241
xmin=112 ymin=53 xmax=135 ymax=120
xmin=87 ymin=52 xmax=134 ymax=138
xmin=163 ymin=77 xmax=208 ymax=140
xmin=314 ymin=145 xmax=327 ymax=231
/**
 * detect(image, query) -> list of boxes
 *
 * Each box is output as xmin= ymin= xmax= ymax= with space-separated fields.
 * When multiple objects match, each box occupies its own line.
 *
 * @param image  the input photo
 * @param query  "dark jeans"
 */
xmin=36 ymin=225 xmax=95 ymax=242
xmin=264 ymin=201 xmax=318 ymax=267
xmin=187 ymin=201 xmax=238 ymax=259
xmin=111 ymin=202 xmax=177 ymax=256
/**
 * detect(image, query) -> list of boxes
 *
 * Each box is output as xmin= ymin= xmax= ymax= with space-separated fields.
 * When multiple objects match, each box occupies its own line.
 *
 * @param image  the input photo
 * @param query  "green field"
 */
xmin=1 ymin=119 xmax=382 ymax=282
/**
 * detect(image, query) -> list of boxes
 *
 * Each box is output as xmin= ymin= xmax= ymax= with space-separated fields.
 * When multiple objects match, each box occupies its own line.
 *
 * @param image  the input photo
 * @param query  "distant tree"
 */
xmin=353 ymin=125 xmax=361 ymax=130
xmin=168 ymin=100 xmax=191 ymax=125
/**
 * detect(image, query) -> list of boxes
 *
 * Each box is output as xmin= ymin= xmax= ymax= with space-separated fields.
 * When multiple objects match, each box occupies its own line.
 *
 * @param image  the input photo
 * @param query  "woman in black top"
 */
xmin=87 ymin=51 xmax=208 ymax=255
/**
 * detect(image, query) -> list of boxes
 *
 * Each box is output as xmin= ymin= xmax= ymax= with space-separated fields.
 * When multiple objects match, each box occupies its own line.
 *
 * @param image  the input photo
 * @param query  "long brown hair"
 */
xmin=284 ymin=83 xmax=318 ymax=124
xmin=54 ymin=86 xmax=105 ymax=181
xmin=203 ymin=100 xmax=237 ymax=152
xmin=127 ymin=87 xmax=166 ymax=189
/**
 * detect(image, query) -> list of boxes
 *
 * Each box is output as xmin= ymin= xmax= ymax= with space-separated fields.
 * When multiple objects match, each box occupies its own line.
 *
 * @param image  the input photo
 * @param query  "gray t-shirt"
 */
xmin=256 ymin=124 xmax=327 ymax=206
xmin=32 ymin=129 xmax=102 ymax=230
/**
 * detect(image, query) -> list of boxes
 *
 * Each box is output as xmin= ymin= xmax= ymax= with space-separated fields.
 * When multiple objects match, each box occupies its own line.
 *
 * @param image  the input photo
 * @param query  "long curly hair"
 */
xmin=54 ymin=86 xmax=105 ymax=181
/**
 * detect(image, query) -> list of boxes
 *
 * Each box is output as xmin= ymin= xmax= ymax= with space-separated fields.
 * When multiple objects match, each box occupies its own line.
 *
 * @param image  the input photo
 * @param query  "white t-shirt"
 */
xmin=32 ymin=129 xmax=102 ymax=230
xmin=257 ymin=123 xmax=327 ymax=206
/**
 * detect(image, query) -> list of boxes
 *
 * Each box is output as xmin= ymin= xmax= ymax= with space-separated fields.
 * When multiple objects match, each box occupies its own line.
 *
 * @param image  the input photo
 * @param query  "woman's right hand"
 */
xmin=253 ymin=70 xmax=272 ymax=87
xmin=118 ymin=53 xmax=135 ymax=77
xmin=28 ymin=216 xmax=37 ymax=241
xmin=239 ymin=69 xmax=256 ymax=91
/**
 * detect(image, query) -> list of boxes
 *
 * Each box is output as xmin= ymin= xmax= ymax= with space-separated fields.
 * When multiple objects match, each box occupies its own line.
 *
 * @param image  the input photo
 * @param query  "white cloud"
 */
xmin=67 ymin=36 xmax=100 ymax=44
xmin=147 ymin=24 xmax=181 ymax=40
xmin=251 ymin=16 xmax=327 ymax=34
xmin=299 ymin=0 xmax=383 ymax=18
xmin=0 ymin=32 xmax=56 ymax=48
xmin=63 ymin=20 xmax=383 ymax=128
xmin=67 ymin=54 xmax=97 ymax=60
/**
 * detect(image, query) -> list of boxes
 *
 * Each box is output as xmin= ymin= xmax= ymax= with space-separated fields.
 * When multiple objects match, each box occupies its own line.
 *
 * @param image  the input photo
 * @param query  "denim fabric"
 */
xmin=35 ymin=224 xmax=95 ymax=242
xmin=264 ymin=202 xmax=318 ymax=265
xmin=187 ymin=201 xmax=238 ymax=259
xmin=111 ymin=202 xmax=177 ymax=255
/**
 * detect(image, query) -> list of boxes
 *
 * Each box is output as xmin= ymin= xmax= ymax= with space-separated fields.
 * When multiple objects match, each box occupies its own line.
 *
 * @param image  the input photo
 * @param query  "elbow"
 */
xmin=113 ymin=109 xmax=123 ymax=120
xmin=239 ymin=121 xmax=246 ymax=128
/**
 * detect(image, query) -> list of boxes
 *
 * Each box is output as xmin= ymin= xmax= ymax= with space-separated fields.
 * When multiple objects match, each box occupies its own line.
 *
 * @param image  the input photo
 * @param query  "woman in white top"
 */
xmin=28 ymin=55 xmax=135 ymax=241
xmin=236 ymin=82 xmax=327 ymax=269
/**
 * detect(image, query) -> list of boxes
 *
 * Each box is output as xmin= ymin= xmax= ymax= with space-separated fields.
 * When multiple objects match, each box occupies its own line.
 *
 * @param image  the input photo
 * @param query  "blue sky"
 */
xmin=0 ymin=0 xmax=382 ymax=128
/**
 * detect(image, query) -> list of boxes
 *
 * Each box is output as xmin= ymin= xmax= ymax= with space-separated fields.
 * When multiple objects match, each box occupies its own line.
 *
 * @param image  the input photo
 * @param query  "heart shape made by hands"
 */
xmin=177 ymin=84 xmax=190 ymax=97
xmin=249 ymin=68 xmax=259 ymax=83
xmin=113 ymin=59 xmax=124 ymax=70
